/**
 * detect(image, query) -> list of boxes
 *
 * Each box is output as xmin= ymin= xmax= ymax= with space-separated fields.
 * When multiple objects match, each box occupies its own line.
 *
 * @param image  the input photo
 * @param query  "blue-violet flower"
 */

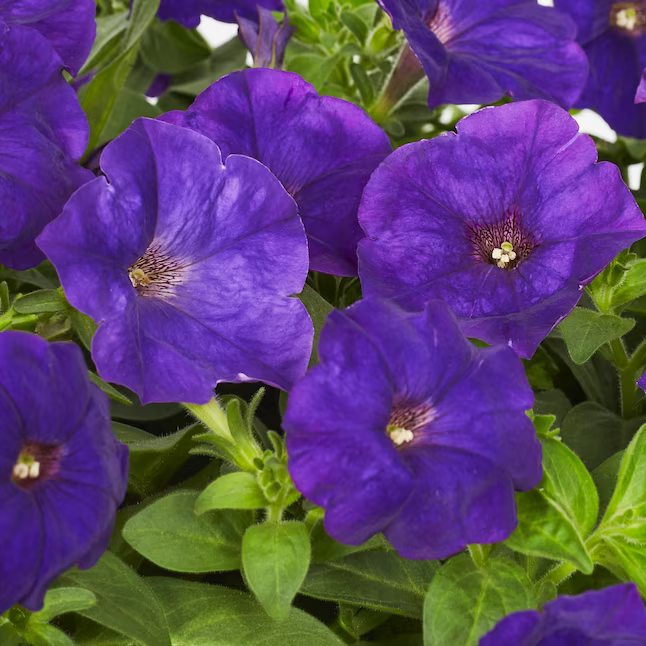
xmin=0 ymin=23 xmax=91 ymax=270
xmin=480 ymin=583 xmax=646 ymax=645
xmin=0 ymin=331 xmax=128 ymax=613
xmin=378 ymin=0 xmax=588 ymax=109
xmin=37 ymin=118 xmax=313 ymax=404
xmin=358 ymin=99 xmax=646 ymax=358
xmin=284 ymin=298 xmax=542 ymax=559
xmin=554 ymin=0 xmax=646 ymax=138
xmin=162 ymin=68 xmax=391 ymax=276
xmin=237 ymin=7 xmax=294 ymax=68
xmin=0 ymin=0 xmax=95 ymax=75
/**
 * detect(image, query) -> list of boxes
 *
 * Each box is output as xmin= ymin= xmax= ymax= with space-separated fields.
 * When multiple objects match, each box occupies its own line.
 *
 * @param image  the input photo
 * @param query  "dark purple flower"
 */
xmin=157 ymin=0 xmax=283 ymax=27
xmin=284 ymin=298 xmax=541 ymax=559
xmin=145 ymin=72 xmax=172 ymax=98
xmin=0 ymin=23 xmax=91 ymax=270
xmin=37 ymin=118 xmax=312 ymax=404
xmin=358 ymin=100 xmax=646 ymax=358
xmin=0 ymin=0 xmax=95 ymax=76
xmin=378 ymin=0 xmax=588 ymax=109
xmin=161 ymin=68 xmax=391 ymax=276
xmin=237 ymin=7 xmax=294 ymax=68
xmin=553 ymin=0 xmax=646 ymax=138
xmin=480 ymin=583 xmax=646 ymax=645
xmin=0 ymin=331 xmax=128 ymax=613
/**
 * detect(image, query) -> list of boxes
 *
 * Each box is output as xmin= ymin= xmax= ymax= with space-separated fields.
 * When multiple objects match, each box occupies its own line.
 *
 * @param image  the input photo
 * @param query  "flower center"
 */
xmin=610 ymin=2 xmax=646 ymax=33
xmin=12 ymin=442 xmax=61 ymax=489
xmin=425 ymin=1 xmax=455 ymax=44
xmin=387 ymin=402 xmax=434 ymax=447
xmin=466 ymin=211 xmax=535 ymax=270
xmin=128 ymin=243 xmax=186 ymax=297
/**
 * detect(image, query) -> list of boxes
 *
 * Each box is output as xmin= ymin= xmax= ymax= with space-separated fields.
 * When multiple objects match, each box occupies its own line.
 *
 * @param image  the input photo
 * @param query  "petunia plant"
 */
xmin=2 ymin=0 xmax=646 ymax=644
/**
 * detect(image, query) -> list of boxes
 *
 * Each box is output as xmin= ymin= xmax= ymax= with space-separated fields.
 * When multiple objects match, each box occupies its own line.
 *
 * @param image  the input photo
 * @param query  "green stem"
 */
xmin=609 ymin=338 xmax=636 ymax=417
xmin=541 ymin=561 xmax=577 ymax=586
xmin=266 ymin=504 xmax=284 ymax=523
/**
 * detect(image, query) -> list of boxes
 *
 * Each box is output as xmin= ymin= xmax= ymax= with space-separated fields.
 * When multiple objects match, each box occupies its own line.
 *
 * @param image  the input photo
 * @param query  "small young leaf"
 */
xmin=88 ymin=372 xmax=132 ymax=405
xmin=423 ymin=555 xmax=536 ymax=646
xmin=123 ymin=491 xmax=251 ymax=572
xmin=195 ymin=472 xmax=267 ymax=513
xmin=242 ymin=521 xmax=311 ymax=621
xmin=558 ymin=307 xmax=635 ymax=364
xmin=297 ymin=284 xmax=333 ymax=364
xmin=12 ymin=290 xmax=66 ymax=314
xmin=30 ymin=587 xmax=96 ymax=623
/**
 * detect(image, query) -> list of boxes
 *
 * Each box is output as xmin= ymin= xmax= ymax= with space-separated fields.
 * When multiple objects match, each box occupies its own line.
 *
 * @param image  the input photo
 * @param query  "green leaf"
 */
xmin=100 ymin=88 xmax=161 ymax=145
xmin=56 ymin=551 xmax=170 ymax=646
xmin=89 ymin=372 xmax=132 ymax=405
xmin=592 ymin=451 xmax=624 ymax=518
xmin=30 ymin=587 xmax=96 ymax=623
xmin=423 ymin=555 xmax=536 ymax=646
xmin=340 ymin=10 xmax=368 ymax=43
xmin=196 ymin=472 xmax=267 ymax=513
xmin=298 ymin=284 xmax=333 ymax=365
xmin=69 ymin=309 xmax=97 ymax=350
xmin=123 ymin=490 xmax=251 ymax=572
xmin=23 ymin=624 xmax=75 ymax=646
xmin=301 ymin=548 xmax=438 ymax=618
xmin=560 ymin=402 xmax=639 ymax=471
xmin=597 ymin=424 xmax=646 ymax=544
xmin=140 ymin=20 xmax=211 ymax=74
xmin=242 ymin=521 xmax=311 ymax=621
xmin=558 ymin=307 xmax=635 ymax=364
xmin=12 ymin=289 xmax=66 ymax=314
xmin=288 ymin=53 xmax=338 ymax=91
xmin=81 ymin=0 xmax=160 ymax=151
xmin=82 ymin=10 xmax=129 ymax=73
xmin=149 ymin=578 xmax=344 ymax=645
xmin=114 ymin=424 xmax=201 ymax=497
xmin=505 ymin=437 xmax=598 ymax=573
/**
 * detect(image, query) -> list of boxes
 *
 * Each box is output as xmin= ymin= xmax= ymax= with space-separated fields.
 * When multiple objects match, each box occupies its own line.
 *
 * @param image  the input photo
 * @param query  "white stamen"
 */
xmin=492 ymin=241 xmax=517 ymax=268
xmin=13 ymin=463 xmax=29 ymax=479
xmin=617 ymin=8 xmax=638 ymax=30
xmin=389 ymin=428 xmax=414 ymax=446
xmin=28 ymin=462 xmax=40 ymax=478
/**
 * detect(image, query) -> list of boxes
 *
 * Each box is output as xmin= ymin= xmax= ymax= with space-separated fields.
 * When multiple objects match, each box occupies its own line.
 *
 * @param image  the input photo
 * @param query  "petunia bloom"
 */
xmin=638 ymin=370 xmax=646 ymax=390
xmin=479 ymin=583 xmax=646 ymax=645
xmin=0 ymin=23 xmax=91 ymax=270
xmin=237 ymin=7 xmax=294 ymax=68
xmin=637 ymin=68 xmax=646 ymax=103
xmin=0 ymin=331 xmax=128 ymax=613
xmin=0 ymin=0 xmax=95 ymax=76
xmin=378 ymin=0 xmax=588 ymax=109
xmin=156 ymin=0 xmax=283 ymax=27
xmin=284 ymin=298 xmax=542 ymax=559
xmin=161 ymin=68 xmax=391 ymax=276
xmin=37 ymin=118 xmax=312 ymax=404
xmin=358 ymin=100 xmax=646 ymax=358
xmin=554 ymin=0 xmax=646 ymax=138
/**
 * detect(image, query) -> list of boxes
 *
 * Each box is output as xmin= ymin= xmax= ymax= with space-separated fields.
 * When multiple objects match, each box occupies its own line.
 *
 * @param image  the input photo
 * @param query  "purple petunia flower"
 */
xmin=37 ymin=118 xmax=312 ymax=404
xmin=480 ymin=583 xmax=646 ymax=645
xmin=638 ymin=370 xmax=646 ymax=390
xmin=0 ymin=0 xmax=95 ymax=76
xmin=284 ymin=298 xmax=542 ymax=559
xmin=156 ymin=0 xmax=283 ymax=27
xmin=0 ymin=331 xmax=128 ymax=613
xmin=554 ymin=0 xmax=646 ymax=138
xmin=237 ymin=7 xmax=294 ymax=68
xmin=0 ymin=23 xmax=91 ymax=270
xmin=378 ymin=0 xmax=588 ymax=109
xmin=358 ymin=100 xmax=646 ymax=358
xmin=161 ymin=68 xmax=391 ymax=276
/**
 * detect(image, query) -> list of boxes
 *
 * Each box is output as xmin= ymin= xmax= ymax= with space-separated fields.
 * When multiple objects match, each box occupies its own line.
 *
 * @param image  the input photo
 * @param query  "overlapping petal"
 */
xmin=157 ymin=0 xmax=283 ymax=27
xmin=380 ymin=0 xmax=588 ymax=108
xmin=358 ymin=100 xmax=646 ymax=357
xmin=161 ymin=68 xmax=391 ymax=276
xmin=480 ymin=583 xmax=646 ymax=645
xmin=0 ymin=332 xmax=127 ymax=613
xmin=0 ymin=23 xmax=90 ymax=269
xmin=38 ymin=118 xmax=313 ymax=403
xmin=284 ymin=298 xmax=541 ymax=558
xmin=0 ymin=0 xmax=95 ymax=75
